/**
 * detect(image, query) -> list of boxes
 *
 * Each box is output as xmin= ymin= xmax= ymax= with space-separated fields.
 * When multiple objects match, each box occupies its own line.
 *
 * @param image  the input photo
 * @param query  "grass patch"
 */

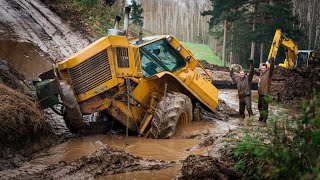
xmin=181 ymin=42 xmax=222 ymax=65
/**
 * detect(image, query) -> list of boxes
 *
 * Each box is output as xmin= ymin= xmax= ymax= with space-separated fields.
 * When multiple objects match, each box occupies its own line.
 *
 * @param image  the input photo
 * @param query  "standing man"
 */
xmin=230 ymin=58 xmax=254 ymax=125
xmin=258 ymin=57 xmax=275 ymax=122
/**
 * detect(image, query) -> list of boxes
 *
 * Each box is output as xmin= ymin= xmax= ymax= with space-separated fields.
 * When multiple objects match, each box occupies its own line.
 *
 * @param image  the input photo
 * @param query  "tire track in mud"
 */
xmin=0 ymin=0 xmax=92 ymax=61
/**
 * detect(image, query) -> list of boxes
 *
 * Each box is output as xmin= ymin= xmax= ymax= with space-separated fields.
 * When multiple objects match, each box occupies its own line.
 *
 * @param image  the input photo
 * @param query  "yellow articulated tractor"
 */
xmin=36 ymin=7 xmax=218 ymax=139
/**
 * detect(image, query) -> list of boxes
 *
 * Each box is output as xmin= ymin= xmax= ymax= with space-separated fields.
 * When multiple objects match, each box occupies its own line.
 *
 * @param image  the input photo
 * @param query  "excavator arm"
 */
xmin=268 ymin=29 xmax=298 ymax=68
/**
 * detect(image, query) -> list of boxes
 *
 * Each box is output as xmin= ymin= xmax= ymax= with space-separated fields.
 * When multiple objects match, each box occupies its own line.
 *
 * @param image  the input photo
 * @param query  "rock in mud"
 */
xmin=178 ymin=155 xmax=241 ymax=180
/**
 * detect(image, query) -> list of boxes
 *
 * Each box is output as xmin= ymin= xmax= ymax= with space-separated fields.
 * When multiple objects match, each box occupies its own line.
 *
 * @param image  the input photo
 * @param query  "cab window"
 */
xmin=140 ymin=39 xmax=186 ymax=77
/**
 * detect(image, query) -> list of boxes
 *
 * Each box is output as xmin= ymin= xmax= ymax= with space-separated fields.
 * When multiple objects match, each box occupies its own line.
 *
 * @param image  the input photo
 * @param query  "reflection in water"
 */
xmin=0 ymin=40 xmax=52 ymax=80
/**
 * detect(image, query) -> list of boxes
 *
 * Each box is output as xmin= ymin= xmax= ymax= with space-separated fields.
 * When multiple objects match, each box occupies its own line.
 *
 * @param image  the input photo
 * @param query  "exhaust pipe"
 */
xmin=108 ymin=16 xmax=123 ymax=35
xmin=113 ymin=16 xmax=121 ymax=30
xmin=123 ymin=7 xmax=131 ymax=36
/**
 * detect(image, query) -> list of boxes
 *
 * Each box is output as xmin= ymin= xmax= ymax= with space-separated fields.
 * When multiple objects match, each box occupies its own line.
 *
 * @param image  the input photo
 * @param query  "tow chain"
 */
xmin=164 ymin=83 xmax=168 ymax=97
xmin=125 ymin=77 xmax=131 ymax=147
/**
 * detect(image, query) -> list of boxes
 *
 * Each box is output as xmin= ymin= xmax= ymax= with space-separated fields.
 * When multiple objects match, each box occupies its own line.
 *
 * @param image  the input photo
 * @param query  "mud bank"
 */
xmin=271 ymin=64 xmax=320 ymax=103
xmin=0 ymin=40 xmax=52 ymax=80
xmin=178 ymin=155 xmax=241 ymax=180
xmin=0 ymin=147 xmax=173 ymax=179
xmin=0 ymin=0 xmax=91 ymax=61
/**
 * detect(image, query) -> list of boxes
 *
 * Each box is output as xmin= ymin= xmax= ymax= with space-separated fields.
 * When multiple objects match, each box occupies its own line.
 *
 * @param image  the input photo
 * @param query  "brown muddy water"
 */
xmin=31 ymin=121 xmax=216 ymax=165
xmin=0 ymin=40 xmax=52 ymax=80
xmin=23 ymin=90 xmax=241 ymax=179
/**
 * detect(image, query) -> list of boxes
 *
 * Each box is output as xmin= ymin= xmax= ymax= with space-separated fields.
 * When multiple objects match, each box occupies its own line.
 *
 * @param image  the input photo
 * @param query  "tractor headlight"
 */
xmin=166 ymin=35 xmax=173 ymax=42
xmin=176 ymin=46 xmax=182 ymax=52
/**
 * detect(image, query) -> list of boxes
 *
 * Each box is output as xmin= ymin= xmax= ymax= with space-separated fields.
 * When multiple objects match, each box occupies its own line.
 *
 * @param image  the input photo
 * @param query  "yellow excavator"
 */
xmin=36 ymin=6 xmax=218 ymax=139
xmin=267 ymin=29 xmax=298 ymax=68
xmin=268 ymin=29 xmax=313 ymax=68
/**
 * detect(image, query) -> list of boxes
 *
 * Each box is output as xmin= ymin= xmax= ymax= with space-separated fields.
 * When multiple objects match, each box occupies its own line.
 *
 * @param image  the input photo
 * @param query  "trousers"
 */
xmin=239 ymin=95 xmax=253 ymax=119
xmin=258 ymin=95 xmax=270 ymax=122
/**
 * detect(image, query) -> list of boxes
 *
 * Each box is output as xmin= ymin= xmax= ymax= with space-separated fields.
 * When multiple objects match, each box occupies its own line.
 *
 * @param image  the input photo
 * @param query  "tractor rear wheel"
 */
xmin=149 ymin=92 xmax=192 ymax=139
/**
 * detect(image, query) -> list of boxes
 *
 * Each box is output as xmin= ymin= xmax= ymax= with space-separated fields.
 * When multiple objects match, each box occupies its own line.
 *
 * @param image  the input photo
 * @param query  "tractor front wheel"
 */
xmin=149 ymin=92 xmax=192 ymax=139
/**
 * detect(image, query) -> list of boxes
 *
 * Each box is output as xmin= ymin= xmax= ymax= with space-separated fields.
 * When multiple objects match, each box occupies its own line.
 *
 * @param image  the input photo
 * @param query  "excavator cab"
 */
xmin=296 ymin=50 xmax=313 ymax=68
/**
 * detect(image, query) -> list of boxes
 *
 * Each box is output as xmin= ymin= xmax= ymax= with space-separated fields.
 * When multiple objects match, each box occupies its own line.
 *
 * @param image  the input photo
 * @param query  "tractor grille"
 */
xmin=116 ymin=47 xmax=129 ymax=68
xmin=68 ymin=49 xmax=112 ymax=95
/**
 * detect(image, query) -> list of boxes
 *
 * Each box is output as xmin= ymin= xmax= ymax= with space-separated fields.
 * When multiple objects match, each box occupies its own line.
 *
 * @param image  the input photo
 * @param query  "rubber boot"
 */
xmin=245 ymin=118 xmax=251 ymax=126
xmin=238 ymin=117 xmax=244 ymax=125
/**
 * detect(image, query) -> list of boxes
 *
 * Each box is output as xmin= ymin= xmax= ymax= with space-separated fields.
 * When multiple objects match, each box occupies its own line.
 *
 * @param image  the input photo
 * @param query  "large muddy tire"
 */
xmin=63 ymin=115 xmax=81 ymax=133
xmin=149 ymin=92 xmax=193 ymax=139
xmin=62 ymin=106 xmax=83 ymax=133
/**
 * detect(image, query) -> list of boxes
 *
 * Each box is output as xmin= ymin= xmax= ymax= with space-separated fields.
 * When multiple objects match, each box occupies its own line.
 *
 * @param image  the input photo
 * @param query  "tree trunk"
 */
xmin=222 ymin=18 xmax=227 ymax=66
xmin=260 ymin=42 xmax=264 ymax=64
xmin=230 ymin=22 xmax=234 ymax=64
xmin=250 ymin=5 xmax=256 ymax=61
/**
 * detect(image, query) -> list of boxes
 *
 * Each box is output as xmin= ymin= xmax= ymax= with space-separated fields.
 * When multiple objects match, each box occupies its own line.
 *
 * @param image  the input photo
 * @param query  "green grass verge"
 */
xmin=181 ymin=42 xmax=222 ymax=65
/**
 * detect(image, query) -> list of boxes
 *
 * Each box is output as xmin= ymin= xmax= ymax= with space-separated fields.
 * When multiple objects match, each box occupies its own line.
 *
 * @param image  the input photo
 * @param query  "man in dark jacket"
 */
xmin=230 ymin=58 xmax=254 ymax=125
xmin=258 ymin=57 xmax=275 ymax=122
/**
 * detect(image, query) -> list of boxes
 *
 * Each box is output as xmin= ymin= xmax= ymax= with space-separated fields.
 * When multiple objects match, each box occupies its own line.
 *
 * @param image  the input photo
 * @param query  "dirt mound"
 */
xmin=271 ymin=64 xmax=320 ymax=103
xmin=0 ymin=84 xmax=48 ymax=145
xmin=198 ymin=60 xmax=229 ymax=72
xmin=178 ymin=155 xmax=241 ymax=180
xmin=1 ymin=147 xmax=172 ymax=179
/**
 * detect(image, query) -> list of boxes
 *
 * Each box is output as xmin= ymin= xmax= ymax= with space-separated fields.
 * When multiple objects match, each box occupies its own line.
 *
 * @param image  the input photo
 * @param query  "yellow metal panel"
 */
xmin=58 ymin=37 xmax=111 ymax=70
xmin=77 ymin=78 xmax=118 ymax=102
xmin=188 ymin=70 xmax=218 ymax=111
xmin=168 ymin=36 xmax=198 ymax=69
xmin=108 ymin=35 xmax=129 ymax=47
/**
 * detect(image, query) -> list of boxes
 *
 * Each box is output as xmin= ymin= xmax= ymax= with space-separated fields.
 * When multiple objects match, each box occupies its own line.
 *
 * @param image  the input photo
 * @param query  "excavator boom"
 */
xmin=268 ymin=29 xmax=298 ymax=68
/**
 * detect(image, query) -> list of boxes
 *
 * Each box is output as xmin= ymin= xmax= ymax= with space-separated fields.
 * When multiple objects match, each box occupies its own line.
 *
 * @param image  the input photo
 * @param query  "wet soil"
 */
xmin=0 ymin=147 xmax=173 ymax=180
xmin=271 ymin=64 xmax=320 ymax=103
xmin=178 ymin=155 xmax=241 ymax=180
xmin=0 ymin=40 xmax=52 ymax=80
xmin=0 ymin=0 xmax=91 ymax=61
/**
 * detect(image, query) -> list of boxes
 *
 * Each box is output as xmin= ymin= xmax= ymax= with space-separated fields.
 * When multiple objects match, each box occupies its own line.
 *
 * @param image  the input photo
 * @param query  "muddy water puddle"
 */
xmin=0 ymin=40 xmax=52 ymax=80
xmin=31 ymin=121 xmax=216 ymax=166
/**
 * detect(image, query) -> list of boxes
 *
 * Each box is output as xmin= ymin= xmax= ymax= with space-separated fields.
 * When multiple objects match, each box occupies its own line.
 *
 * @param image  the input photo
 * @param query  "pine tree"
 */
xmin=130 ymin=0 xmax=144 ymax=28
xmin=202 ymin=0 xmax=247 ymax=66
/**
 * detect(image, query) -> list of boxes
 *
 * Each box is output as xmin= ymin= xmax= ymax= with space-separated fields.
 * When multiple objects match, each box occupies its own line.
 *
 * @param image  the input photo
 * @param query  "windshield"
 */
xmin=296 ymin=52 xmax=309 ymax=67
xmin=139 ymin=39 xmax=186 ymax=77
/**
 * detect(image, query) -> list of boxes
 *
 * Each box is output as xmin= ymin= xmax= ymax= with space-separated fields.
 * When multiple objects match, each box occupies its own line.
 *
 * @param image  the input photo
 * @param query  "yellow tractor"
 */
xmin=37 ymin=7 xmax=218 ymax=138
